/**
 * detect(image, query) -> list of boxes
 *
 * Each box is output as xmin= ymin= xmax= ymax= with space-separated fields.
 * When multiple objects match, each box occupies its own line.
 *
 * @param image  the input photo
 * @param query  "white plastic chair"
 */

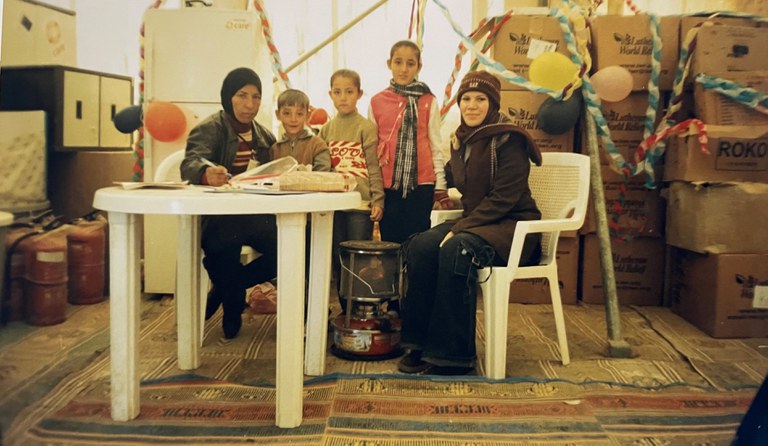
xmin=430 ymin=152 xmax=590 ymax=378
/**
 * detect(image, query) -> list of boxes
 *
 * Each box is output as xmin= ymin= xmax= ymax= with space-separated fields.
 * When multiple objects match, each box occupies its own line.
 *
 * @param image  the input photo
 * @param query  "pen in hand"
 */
xmin=200 ymin=158 xmax=232 ymax=180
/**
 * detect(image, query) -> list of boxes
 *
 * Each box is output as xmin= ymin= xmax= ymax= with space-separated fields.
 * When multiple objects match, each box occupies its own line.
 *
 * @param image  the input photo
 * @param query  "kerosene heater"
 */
xmin=331 ymin=240 xmax=403 ymax=360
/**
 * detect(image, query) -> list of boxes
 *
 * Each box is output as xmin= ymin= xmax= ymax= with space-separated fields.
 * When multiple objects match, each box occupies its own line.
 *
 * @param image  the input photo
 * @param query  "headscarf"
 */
xmin=220 ymin=67 xmax=262 ymax=131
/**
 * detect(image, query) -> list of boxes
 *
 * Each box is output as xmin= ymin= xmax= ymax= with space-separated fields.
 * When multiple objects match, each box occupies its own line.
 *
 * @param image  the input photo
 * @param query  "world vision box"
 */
xmin=580 ymin=166 xmax=665 ymax=238
xmin=508 ymin=237 xmax=579 ymax=305
xmin=694 ymin=71 xmax=768 ymax=126
xmin=590 ymin=15 xmax=680 ymax=91
xmin=500 ymin=90 xmax=575 ymax=153
xmin=581 ymin=234 xmax=664 ymax=306
xmin=663 ymin=125 xmax=768 ymax=183
xmin=669 ymin=247 xmax=768 ymax=338
xmin=665 ymin=181 xmax=768 ymax=254
xmin=491 ymin=15 xmax=571 ymax=91
xmin=691 ymin=25 xmax=768 ymax=83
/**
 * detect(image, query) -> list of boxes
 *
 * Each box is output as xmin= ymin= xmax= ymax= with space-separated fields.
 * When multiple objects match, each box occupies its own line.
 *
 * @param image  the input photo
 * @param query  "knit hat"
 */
xmin=457 ymin=70 xmax=501 ymax=110
xmin=220 ymin=67 xmax=262 ymax=116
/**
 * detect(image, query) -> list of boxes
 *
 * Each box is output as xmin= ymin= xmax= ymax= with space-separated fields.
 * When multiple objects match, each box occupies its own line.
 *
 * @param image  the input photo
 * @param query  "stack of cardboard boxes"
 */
xmin=580 ymin=15 xmax=679 ymax=305
xmin=664 ymin=19 xmax=768 ymax=338
xmin=490 ymin=12 xmax=768 ymax=338
xmin=577 ymin=15 xmax=679 ymax=306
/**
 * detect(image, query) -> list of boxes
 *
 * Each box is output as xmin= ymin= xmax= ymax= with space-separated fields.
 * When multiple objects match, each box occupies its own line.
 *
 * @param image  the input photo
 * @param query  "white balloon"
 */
xmin=590 ymin=66 xmax=634 ymax=102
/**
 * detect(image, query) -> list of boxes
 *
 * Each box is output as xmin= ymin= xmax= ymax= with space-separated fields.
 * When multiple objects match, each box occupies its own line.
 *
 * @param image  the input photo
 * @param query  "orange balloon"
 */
xmin=309 ymin=107 xmax=329 ymax=126
xmin=144 ymin=101 xmax=187 ymax=142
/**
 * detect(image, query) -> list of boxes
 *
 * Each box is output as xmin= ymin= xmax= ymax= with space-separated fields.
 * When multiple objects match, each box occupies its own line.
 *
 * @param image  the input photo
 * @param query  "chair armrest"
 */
xmin=514 ymin=217 xmax=583 ymax=236
xmin=503 ymin=218 xmax=581 ymax=268
xmin=430 ymin=209 xmax=463 ymax=227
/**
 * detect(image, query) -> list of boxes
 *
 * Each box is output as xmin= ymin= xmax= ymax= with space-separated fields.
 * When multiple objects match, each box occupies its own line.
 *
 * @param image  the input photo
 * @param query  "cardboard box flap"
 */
xmin=704 ymin=124 xmax=768 ymax=140
xmin=694 ymin=71 xmax=768 ymax=126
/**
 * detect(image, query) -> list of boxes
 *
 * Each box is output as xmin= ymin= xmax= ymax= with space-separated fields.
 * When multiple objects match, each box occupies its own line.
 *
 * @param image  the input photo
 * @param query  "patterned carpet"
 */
xmin=16 ymin=375 xmax=759 ymax=445
xmin=1 ymin=297 xmax=767 ymax=445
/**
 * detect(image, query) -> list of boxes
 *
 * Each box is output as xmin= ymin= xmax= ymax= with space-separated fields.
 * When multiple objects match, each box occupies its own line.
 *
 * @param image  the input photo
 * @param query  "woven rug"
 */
xmin=15 ymin=373 xmax=758 ymax=445
xmin=2 ymin=298 xmax=767 ymax=445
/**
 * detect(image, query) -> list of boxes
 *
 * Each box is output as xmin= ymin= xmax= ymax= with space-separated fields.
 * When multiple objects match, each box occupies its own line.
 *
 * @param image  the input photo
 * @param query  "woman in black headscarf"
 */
xmin=181 ymin=67 xmax=277 ymax=339
xmin=398 ymin=70 xmax=543 ymax=375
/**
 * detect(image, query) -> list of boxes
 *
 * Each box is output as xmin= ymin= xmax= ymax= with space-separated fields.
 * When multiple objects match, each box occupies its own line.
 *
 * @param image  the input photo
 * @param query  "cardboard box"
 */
xmin=1 ymin=0 xmax=77 ymax=67
xmin=669 ymin=248 xmax=768 ymax=338
xmin=509 ymin=237 xmax=579 ymax=304
xmin=663 ymin=125 xmax=768 ymax=183
xmin=581 ymin=235 xmax=664 ymax=305
xmin=693 ymin=71 xmax=768 ymax=126
xmin=591 ymin=15 xmax=680 ymax=91
xmin=679 ymin=15 xmax=766 ymax=47
xmin=588 ymin=93 xmax=657 ymax=165
xmin=491 ymin=15 xmax=571 ymax=90
xmin=692 ymin=25 xmax=768 ymax=81
xmin=500 ymin=90 xmax=575 ymax=153
xmin=665 ymin=181 xmax=768 ymax=254
xmin=47 ymin=150 xmax=136 ymax=221
xmin=581 ymin=166 xmax=664 ymax=238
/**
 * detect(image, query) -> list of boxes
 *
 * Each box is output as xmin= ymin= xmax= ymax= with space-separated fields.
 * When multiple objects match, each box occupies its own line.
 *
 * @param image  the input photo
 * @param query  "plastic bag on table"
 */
xmin=278 ymin=171 xmax=358 ymax=192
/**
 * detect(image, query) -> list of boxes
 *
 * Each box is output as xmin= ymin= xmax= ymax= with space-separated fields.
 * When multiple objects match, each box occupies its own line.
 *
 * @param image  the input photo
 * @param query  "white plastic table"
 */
xmin=93 ymin=186 xmax=360 ymax=428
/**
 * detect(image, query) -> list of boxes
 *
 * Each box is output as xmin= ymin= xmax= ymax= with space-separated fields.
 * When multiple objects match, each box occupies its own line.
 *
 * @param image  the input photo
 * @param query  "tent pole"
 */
xmin=285 ymin=0 xmax=389 ymax=74
xmin=584 ymin=108 xmax=633 ymax=359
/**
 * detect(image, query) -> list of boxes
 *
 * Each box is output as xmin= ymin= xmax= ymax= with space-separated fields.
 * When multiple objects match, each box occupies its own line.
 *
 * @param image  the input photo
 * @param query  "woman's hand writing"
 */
xmin=204 ymin=166 xmax=230 ymax=187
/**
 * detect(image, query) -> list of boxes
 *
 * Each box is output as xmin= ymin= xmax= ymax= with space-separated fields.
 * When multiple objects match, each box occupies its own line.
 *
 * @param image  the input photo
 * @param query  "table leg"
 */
xmin=108 ymin=211 xmax=142 ymax=421
xmin=177 ymin=215 xmax=201 ymax=370
xmin=275 ymin=212 xmax=307 ymax=428
xmin=304 ymin=211 xmax=334 ymax=376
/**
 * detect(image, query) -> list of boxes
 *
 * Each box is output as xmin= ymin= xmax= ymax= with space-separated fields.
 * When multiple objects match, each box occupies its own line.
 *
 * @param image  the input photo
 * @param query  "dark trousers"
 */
xmin=201 ymin=214 xmax=278 ymax=313
xmin=379 ymin=185 xmax=434 ymax=244
xmin=400 ymin=222 xmax=499 ymax=368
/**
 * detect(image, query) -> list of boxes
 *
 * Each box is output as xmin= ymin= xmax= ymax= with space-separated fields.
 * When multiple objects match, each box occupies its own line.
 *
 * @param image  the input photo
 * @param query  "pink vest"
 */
xmin=370 ymin=89 xmax=436 ymax=189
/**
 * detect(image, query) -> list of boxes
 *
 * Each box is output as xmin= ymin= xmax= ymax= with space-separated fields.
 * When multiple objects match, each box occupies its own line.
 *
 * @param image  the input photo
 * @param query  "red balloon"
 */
xmin=144 ymin=101 xmax=186 ymax=142
xmin=308 ymin=107 xmax=329 ymax=126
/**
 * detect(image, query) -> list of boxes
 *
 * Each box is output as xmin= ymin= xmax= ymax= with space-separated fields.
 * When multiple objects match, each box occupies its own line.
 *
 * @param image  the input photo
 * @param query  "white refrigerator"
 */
xmin=142 ymin=8 xmax=275 ymax=294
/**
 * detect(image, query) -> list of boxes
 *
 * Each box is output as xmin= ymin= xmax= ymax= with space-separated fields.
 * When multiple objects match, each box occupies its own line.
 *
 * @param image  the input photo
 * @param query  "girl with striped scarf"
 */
xmin=369 ymin=40 xmax=452 ymax=245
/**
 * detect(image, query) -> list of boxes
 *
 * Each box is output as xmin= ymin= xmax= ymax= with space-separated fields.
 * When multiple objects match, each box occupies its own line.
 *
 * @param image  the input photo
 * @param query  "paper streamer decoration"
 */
xmin=695 ymin=73 xmax=768 ymax=115
xmin=440 ymin=15 xmax=510 ymax=119
xmin=133 ymin=0 xmax=166 ymax=181
xmin=253 ymin=0 xmax=291 ymax=88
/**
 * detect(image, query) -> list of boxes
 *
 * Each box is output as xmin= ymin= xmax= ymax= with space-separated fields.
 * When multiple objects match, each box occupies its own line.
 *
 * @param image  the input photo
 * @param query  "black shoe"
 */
xmin=221 ymin=290 xmax=245 ymax=339
xmin=205 ymin=288 xmax=222 ymax=320
xmin=424 ymin=365 xmax=474 ymax=376
xmin=222 ymin=312 xmax=242 ymax=339
xmin=398 ymin=350 xmax=431 ymax=373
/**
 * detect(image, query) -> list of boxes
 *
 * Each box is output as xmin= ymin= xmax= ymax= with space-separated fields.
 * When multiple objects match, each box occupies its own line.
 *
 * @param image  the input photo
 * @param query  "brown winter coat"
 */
xmin=447 ymin=119 xmax=542 ymax=264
